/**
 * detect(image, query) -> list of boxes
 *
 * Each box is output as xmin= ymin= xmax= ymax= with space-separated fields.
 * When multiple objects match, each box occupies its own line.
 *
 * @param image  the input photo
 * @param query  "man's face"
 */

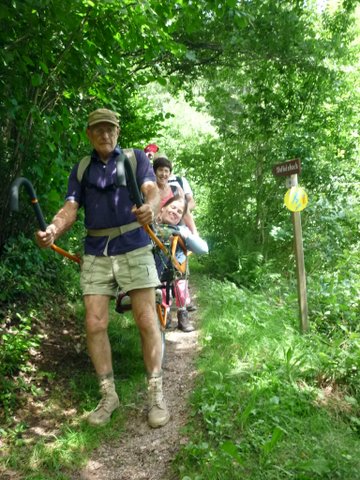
xmin=87 ymin=122 xmax=119 ymax=160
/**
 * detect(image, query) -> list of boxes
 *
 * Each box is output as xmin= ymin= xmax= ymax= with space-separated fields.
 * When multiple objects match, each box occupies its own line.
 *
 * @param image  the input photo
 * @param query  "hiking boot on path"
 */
xmin=177 ymin=308 xmax=195 ymax=333
xmin=147 ymin=374 xmax=170 ymax=428
xmin=87 ymin=378 xmax=120 ymax=426
xmin=186 ymin=303 xmax=197 ymax=312
xmin=165 ymin=309 xmax=172 ymax=329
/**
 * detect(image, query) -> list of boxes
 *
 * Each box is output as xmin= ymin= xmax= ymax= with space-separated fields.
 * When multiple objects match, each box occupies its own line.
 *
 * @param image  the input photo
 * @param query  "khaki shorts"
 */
xmin=80 ymin=245 xmax=160 ymax=297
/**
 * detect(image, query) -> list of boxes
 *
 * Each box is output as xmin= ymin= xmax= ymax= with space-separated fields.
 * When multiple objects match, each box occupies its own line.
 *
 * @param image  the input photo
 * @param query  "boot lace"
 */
xmin=148 ymin=378 xmax=164 ymax=408
xmin=94 ymin=386 xmax=116 ymax=413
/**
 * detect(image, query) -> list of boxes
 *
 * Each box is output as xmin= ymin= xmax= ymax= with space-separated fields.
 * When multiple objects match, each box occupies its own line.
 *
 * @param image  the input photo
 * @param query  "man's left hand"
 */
xmin=132 ymin=204 xmax=154 ymax=225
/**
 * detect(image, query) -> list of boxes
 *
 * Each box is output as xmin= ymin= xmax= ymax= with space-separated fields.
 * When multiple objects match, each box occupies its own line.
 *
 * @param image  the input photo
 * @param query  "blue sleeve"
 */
xmin=65 ymin=163 xmax=82 ymax=204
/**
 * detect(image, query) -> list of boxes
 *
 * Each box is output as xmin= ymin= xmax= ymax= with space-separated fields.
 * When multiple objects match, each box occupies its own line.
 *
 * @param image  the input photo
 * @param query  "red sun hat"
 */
xmin=144 ymin=143 xmax=159 ymax=153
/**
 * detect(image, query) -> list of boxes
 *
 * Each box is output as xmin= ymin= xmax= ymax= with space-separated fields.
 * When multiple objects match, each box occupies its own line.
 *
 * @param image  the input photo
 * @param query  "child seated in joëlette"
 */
xmin=154 ymin=195 xmax=208 ymax=332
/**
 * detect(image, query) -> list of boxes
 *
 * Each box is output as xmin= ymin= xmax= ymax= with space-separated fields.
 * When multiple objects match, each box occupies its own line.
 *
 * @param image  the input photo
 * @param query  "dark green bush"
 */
xmin=0 ymin=311 xmax=41 ymax=416
xmin=0 ymin=233 xmax=81 ymax=303
xmin=0 ymin=234 xmax=46 ymax=302
xmin=308 ymin=247 xmax=360 ymax=336
xmin=0 ymin=233 xmax=81 ymax=420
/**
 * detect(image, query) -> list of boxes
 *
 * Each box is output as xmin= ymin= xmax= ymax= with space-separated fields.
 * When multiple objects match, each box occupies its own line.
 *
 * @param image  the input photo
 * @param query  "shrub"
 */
xmin=0 ymin=311 xmax=41 ymax=416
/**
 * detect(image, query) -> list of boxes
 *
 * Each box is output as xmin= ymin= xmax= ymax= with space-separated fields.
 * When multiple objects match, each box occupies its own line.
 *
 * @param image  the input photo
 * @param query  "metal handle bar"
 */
xmin=124 ymin=157 xmax=169 ymax=252
xmin=10 ymin=177 xmax=81 ymax=264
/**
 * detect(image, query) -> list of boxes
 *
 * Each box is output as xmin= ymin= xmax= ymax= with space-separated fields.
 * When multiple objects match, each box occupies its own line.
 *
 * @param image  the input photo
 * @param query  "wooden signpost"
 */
xmin=273 ymin=158 xmax=309 ymax=333
xmin=272 ymin=158 xmax=301 ymax=177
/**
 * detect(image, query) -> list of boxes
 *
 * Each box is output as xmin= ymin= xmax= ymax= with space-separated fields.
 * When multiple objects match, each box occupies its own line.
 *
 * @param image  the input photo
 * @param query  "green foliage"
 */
xmin=0 ymin=311 xmax=41 ymax=416
xmin=158 ymin=1 xmax=360 ymax=289
xmin=0 ymin=307 xmax=146 ymax=478
xmin=308 ymin=251 xmax=360 ymax=335
xmin=0 ymin=311 xmax=38 ymax=376
xmin=0 ymin=233 xmax=81 ymax=423
xmin=0 ymin=233 xmax=80 ymax=303
xmin=0 ymin=234 xmax=47 ymax=302
xmin=174 ymin=274 xmax=360 ymax=480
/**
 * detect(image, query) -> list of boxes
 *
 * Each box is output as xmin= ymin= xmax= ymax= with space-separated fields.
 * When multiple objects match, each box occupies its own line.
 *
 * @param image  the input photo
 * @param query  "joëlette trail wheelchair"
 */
xmin=114 ymin=158 xmax=191 ymax=354
xmin=10 ymin=158 xmax=190 ymax=361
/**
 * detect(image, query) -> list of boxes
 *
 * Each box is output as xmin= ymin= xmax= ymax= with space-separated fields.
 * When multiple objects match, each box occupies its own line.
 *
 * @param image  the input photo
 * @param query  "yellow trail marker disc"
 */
xmin=284 ymin=186 xmax=308 ymax=212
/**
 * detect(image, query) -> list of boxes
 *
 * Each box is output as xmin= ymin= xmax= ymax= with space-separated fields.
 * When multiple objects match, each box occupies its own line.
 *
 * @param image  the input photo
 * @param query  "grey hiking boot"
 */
xmin=165 ymin=309 xmax=172 ymax=329
xmin=147 ymin=374 xmax=170 ymax=428
xmin=177 ymin=308 xmax=195 ymax=332
xmin=87 ymin=381 xmax=120 ymax=426
xmin=155 ymin=288 xmax=163 ymax=305
xmin=186 ymin=303 xmax=197 ymax=312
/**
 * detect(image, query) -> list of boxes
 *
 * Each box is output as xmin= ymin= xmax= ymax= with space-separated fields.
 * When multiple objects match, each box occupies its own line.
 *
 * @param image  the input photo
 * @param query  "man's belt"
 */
xmin=87 ymin=221 xmax=141 ymax=255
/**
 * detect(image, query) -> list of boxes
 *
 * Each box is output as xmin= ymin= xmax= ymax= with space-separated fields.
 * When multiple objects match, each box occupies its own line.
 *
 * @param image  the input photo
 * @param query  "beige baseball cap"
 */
xmin=88 ymin=108 xmax=120 ymax=127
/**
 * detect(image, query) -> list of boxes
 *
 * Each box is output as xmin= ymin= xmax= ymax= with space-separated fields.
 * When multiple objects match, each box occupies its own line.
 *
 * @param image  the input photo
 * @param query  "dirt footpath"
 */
xmin=76 ymin=311 xmax=200 ymax=480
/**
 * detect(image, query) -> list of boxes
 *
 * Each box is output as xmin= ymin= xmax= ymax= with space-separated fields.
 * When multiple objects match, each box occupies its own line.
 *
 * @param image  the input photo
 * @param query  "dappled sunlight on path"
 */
xmin=76 ymin=312 xmax=201 ymax=480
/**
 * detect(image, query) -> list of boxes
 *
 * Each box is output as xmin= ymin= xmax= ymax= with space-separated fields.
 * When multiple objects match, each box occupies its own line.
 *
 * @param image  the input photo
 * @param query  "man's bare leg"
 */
xmin=85 ymin=294 xmax=119 ymax=426
xmin=130 ymin=288 xmax=162 ymax=374
xmin=85 ymin=294 xmax=112 ymax=374
xmin=130 ymin=288 xmax=170 ymax=428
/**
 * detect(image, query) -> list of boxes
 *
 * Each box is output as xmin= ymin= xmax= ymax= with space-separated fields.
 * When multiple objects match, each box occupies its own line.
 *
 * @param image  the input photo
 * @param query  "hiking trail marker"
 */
xmin=284 ymin=186 xmax=308 ymax=212
xmin=272 ymin=158 xmax=301 ymax=177
xmin=273 ymin=158 xmax=309 ymax=333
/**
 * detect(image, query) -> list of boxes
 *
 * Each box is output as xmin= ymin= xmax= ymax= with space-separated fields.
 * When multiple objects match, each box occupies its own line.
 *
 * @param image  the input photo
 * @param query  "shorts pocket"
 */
xmin=80 ymin=255 xmax=97 ymax=285
xmin=127 ymin=246 xmax=155 ymax=268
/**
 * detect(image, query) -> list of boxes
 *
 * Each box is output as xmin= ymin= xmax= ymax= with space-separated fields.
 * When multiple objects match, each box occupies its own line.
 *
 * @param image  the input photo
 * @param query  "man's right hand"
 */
xmin=35 ymin=224 xmax=56 ymax=248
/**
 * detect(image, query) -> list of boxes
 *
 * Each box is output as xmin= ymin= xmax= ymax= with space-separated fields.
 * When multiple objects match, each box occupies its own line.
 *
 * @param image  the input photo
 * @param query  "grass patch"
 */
xmin=174 ymin=274 xmax=360 ymax=480
xmin=2 ymin=270 xmax=359 ymax=479
xmin=0 ymin=305 xmax=146 ymax=479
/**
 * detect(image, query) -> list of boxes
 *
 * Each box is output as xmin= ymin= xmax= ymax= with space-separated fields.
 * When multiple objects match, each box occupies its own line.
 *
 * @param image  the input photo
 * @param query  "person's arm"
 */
xmin=185 ymin=192 xmax=196 ymax=211
xmin=178 ymin=225 xmax=208 ymax=255
xmin=133 ymin=180 xmax=160 ymax=225
xmin=175 ymin=184 xmax=198 ymax=234
xmin=183 ymin=211 xmax=198 ymax=236
xmin=35 ymin=200 xmax=79 ymax=248
xmin=180 ymin=177 xmax=196 ymax=211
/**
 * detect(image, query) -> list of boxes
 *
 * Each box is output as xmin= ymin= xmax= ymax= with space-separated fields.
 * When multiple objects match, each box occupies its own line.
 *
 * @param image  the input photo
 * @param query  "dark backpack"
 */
xmin=175 ymin=175 xmax=184 ymax=190
xmin=76 ymin=148 xmax=137 ymax=187
xmin=76 ymin=148 xmax=143 ymax=206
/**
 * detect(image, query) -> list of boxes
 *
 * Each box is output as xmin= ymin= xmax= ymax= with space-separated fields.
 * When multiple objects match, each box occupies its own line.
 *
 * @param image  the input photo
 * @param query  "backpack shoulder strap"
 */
xmin=170 ymin=184 xmax=179 ymax=195
xmin=76 ymin=156 xmax=91 ymax=183
xmin=76 ymin=150 xmax=137 ymax=187
xmin=76 ymin=150 xmax=136 ymax=183
xmin=116 ymin=148 xmax=137 ymax=188
xmin=120 ymin=148 xmax=143 ymax=205
xmin=176 ymin=175 xmax=184 ymax=190
xmin=123 ymin=148 xmax=137 ymax=177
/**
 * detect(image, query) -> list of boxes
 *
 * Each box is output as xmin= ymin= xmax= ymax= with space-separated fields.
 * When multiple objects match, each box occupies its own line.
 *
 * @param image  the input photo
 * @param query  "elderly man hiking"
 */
xmin=36 ymin=108 xmax=170 ymax=429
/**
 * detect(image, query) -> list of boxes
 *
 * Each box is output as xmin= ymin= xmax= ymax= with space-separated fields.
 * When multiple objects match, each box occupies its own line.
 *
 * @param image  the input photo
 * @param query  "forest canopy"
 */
xmin=0 ymin=0 xmax=359 ymax=302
